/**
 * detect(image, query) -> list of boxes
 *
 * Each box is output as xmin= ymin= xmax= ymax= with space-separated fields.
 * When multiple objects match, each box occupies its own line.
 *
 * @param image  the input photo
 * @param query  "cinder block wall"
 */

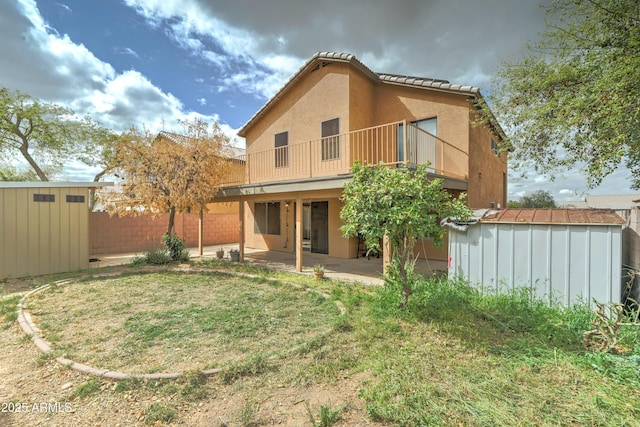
xmin=89 ymin=212 xmax=239 ymax=255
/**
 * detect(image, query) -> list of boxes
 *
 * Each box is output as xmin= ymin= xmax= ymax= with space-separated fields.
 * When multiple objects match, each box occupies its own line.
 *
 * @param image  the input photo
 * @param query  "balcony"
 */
xmin=221 ymin=120 xmax=468 ymax=188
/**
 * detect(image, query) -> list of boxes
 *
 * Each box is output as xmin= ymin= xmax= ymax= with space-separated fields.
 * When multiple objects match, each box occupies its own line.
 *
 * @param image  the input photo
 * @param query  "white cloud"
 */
xmin=1 ymin=0 xmax=227 ymax=133
xmin=123 ymin=0 xmax=301 ymax=99
xmin=118 ymin=47 xmax=140 ymax=58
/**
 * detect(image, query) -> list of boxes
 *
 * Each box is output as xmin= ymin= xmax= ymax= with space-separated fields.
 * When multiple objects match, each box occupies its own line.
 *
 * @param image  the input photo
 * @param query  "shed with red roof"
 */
xmin=445 ymin=208 xmax=626 ymax=306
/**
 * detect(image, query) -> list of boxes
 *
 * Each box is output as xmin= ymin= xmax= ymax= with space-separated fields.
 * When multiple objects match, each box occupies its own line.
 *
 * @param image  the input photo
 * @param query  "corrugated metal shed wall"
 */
xmin=448 ymin=222 xmax=622 ymax=306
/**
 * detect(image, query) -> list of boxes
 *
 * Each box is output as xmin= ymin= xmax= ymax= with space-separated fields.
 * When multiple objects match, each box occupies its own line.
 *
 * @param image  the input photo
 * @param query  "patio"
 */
xmin=90 ymin=243 xmax=448 ymax=286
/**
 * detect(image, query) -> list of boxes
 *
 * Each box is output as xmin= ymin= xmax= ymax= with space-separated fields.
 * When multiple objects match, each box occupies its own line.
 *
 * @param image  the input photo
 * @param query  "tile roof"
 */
xmin=481 ymin=208 xmax=625 ymax=225
xmin=157 ymin=131 xmax=246 ymax=157
xmin=376 ymin=73 xmax=479 ymax=95
xmin=238 ymin=51 xmax=485 ymax=137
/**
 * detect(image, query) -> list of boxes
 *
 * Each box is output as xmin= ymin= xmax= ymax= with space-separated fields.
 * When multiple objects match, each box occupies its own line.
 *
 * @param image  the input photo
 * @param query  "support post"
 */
xmin=402 ymin=119 xmax=408 ymax=166
xmin=239 ymin=197 xmax=245 ymax=262
xmin=296 ymin=195 xmax=303 ymax=272
xmin=198 ymin=208 xmax=203 ymax=256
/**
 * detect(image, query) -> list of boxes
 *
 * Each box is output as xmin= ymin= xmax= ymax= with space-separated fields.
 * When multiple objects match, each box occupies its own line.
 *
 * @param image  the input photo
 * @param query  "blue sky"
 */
xmin=0 ymin=0 xmax=636 ymax=202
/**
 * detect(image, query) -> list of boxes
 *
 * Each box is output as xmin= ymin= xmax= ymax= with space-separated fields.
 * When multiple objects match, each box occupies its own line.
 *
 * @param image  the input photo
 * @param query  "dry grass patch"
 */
xmin=26 ymin=270 xmax=342 ymax=374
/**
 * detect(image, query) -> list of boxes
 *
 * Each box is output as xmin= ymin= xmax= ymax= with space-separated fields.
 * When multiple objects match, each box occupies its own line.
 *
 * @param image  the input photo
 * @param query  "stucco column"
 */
xmin=296 ymin=195 xmax=303 ymax=272
xmin=239 ymin=197 xmax=245 ymax=262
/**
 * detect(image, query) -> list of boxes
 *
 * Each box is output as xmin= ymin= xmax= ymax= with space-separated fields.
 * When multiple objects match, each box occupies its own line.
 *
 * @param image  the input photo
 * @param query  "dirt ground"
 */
xmin=0 ymin=274 xmax=381 ymax=426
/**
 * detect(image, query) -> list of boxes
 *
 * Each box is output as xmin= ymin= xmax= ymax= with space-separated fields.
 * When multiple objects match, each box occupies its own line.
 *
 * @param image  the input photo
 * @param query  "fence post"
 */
xmin=309 ymin=140 xmax=313 ymax=178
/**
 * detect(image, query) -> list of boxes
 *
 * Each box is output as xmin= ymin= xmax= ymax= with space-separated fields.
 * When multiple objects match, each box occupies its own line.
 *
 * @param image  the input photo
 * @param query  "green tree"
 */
xmin=485 ymin=0 xmax=640 ymax=188
xmin=101 ymin=119 xmax=233 ymax=236
xmin=0 ymin=166 xmax=37 ymax=181
xmin=0 ymin=87 xmax=107 ymax=181
xmin=340 ymin=162 xmax=471 ymax=309
xmin=519 ymin=190 xmax=557 ymax=208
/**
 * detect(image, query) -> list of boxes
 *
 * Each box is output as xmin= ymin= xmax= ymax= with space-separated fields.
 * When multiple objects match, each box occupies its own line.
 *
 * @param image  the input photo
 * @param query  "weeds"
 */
xmin=69 ymin=378 xmax=101 ymax=400
xmin=179 ymin=370 xmax=209 ymax=400
xmin=144 ymin=402 xmax=175 ymax=424
xmin=144 ymin=248 xmax=172 ymax=265
xmin=238 ymin=399 xmax=259 ymax=426
xmin=305 ymin=401 xmax=343 ymax=427
xmin=0 ymin=295 xmax=20 ymax=329
xmin=221 ymin=354 xmax=270 ymax=384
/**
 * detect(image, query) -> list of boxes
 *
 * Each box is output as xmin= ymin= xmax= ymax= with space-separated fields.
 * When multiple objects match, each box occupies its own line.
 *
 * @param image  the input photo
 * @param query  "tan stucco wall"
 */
xmin=348 ymin=68 xmax=376 ymax=131
xmin=0 ymin=186 xmax=90 ymax=279
xmin=244 ymin=63 xmax=351 ymax=156
xmin=467 ymin=110 xmax=508 ymax=209
xmin=372 ymin=83 xmax=472 ymax=179
xmin=237 ymin=58 xmax=507 ymax=259
xmin=242 ymin=189 xmax=357 ymax=259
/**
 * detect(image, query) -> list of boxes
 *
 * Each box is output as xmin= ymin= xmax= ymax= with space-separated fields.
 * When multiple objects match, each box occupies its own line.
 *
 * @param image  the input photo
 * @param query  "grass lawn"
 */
xmin=5 ymin=260 xmax=640 ymax=426
xmin=26 ymin=270 xmax=341 ymax=374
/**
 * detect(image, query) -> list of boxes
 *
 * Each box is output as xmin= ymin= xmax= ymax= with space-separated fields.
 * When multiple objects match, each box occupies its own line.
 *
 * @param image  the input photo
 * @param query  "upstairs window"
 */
xmin=321 ymin=118 xmax=340 ymax=161
xmin=491 ymin=138 xmax=500 ymax=156
xmin=275 ymin=131 xmax=288 ymax=168
xmin=412 ymin=117 xmax=437 ymax=135
xmin=254 ymin=202 xmax=281 ymax=235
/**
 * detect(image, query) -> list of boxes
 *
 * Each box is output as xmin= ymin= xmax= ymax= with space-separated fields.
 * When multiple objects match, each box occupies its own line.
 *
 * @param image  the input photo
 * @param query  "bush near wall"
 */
xmin=89 ymin=212 xmax=239 ymax=255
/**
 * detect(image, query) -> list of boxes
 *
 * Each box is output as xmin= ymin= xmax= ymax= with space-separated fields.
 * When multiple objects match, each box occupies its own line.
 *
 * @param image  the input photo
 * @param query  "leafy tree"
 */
xmin=485 ymin=0 xmax=640 ymax=188
xmin=340 ymin=162 xmax=471 ymax=309
xmin=507 ymin=200 xmax=522 ymax=208
xmin=0 ymin=87 xmax=106 ymax=181
xmin=101 ymin=119 xmax=233 ymax=236
xmin=0 ymin=166 xmax=37 ymax=181
xmin=519 ymin=190 xmax=557 ymax=208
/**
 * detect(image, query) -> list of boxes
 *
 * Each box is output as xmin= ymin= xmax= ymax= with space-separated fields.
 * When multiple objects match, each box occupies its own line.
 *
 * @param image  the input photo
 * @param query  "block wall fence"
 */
xmin=89 ymin=212 xmax=239 ymax=255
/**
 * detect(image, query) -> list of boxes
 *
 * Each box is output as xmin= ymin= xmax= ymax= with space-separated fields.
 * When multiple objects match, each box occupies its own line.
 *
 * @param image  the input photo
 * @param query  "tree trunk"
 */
xmin=19 ymin=143 xmax=48 ymax=181
xmin=397 ymin=236 xmax=413 ymax=310
xmin=166 ymin=206 xmax=176 ymax=235
xmin=88 ymin=169 xmax=107 ymax=211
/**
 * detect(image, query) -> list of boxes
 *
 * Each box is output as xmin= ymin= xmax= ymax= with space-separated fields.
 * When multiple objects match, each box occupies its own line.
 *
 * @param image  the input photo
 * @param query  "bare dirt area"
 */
xmin=0 ymin=322 xmax=374 ymax=426
xmin=0 ymin=268 xmax=380 ymax=426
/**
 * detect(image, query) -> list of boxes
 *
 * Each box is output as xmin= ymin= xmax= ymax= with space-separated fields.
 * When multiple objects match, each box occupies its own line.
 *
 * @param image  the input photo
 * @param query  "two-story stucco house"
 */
xmin=218 ymin=52 xmax=507 ymax=272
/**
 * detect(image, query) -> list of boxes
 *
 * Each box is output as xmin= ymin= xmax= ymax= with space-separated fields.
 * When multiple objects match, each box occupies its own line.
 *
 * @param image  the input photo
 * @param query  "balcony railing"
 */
xmin=221 ymin=120 xmax=468 ymax=186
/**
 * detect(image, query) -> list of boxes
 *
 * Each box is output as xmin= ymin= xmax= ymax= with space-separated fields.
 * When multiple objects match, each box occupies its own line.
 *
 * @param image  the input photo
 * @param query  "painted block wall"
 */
xmin=89 ymin=212 xmax=239 ymax=255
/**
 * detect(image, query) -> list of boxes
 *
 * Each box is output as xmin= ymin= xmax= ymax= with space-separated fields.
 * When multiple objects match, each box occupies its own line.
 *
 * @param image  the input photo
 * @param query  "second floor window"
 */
xmin=275 ymin=131 xmax=288 ymax=168
xmin=491 ymin=138 xmax=499 ymax=156
xmin=321 ymin=118 xmax=340 ymax=161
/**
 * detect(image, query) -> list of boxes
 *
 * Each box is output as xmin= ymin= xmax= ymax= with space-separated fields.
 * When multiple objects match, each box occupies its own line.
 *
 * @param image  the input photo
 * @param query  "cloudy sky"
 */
xmin=0 ymin=0 xmax=636 ymax=202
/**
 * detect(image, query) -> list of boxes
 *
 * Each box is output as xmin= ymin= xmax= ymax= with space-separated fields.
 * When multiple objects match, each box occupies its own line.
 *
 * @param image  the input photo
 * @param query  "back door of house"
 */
xmin=310 ymin=201 xmax=328 ymax=254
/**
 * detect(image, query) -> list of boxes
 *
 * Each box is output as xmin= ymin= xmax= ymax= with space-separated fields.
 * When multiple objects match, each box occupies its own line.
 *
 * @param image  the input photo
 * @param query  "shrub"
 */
xmin=145 ymin=248 xmax=172 ymax=265
xmin=162 ymin=233 xmax=190 ymax=262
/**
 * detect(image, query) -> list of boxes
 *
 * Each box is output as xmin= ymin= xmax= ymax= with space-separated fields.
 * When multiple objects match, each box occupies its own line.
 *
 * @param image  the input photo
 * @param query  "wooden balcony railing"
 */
xmin=221 ymin=121 xmax=468 ymax=186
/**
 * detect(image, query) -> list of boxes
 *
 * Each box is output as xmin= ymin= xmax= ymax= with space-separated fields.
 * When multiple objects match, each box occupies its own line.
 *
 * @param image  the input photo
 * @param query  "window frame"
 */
xmin=491 ymin=137 xmax=500 ymax=156
xmin=274 ymin=131 xmax=289 ymax=168
xmin=321 ymin=118 xmax=340 ymax=161
xmin=254 ymin=201 xmax=281 ymax=235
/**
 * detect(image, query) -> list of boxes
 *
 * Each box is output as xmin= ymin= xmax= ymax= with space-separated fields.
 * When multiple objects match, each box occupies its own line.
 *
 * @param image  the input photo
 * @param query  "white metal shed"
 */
xmin=446 ymin=209 xmax=626 ymax=306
